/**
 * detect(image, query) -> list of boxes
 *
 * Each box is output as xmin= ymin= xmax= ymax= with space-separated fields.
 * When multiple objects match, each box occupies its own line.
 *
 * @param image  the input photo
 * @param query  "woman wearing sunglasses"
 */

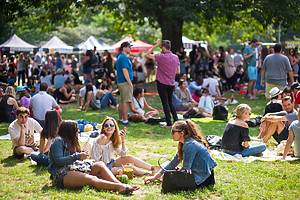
xmin=48 ymin=120 xmax=139 ymax=194
xmin=90 ymin=117 xmax=159 ymax=176
xmin=221 ymin=104 xmax=266 ymax=156
xmin=145 ymin=120 xmax=216 ymax=191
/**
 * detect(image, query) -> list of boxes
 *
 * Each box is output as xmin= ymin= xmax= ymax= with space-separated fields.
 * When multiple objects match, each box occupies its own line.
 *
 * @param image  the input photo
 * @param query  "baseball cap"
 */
xmin=120 ymin=41 xmax=132 ymax=49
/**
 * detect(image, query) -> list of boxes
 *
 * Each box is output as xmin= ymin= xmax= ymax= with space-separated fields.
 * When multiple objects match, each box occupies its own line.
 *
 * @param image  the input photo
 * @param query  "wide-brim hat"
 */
xmin=269 ymin=87 xmax=282 ymax=98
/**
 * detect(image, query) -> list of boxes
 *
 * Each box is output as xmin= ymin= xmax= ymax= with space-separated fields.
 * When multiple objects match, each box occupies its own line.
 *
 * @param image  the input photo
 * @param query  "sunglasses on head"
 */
xmin=104 ymin=123 xmax=115 ymax=128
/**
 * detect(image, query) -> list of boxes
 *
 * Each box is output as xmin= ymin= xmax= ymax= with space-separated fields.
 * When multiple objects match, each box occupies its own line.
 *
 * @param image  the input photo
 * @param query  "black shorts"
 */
xmin=273 ymin=126 xmax=289 ymax=144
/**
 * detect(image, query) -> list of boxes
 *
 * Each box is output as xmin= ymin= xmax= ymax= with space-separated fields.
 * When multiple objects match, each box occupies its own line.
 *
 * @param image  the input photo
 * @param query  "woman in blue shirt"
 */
xmin=145 ymin=120 xmax=217 ymax=189
xmin=48 ymin=120 xmax=139 ymax=194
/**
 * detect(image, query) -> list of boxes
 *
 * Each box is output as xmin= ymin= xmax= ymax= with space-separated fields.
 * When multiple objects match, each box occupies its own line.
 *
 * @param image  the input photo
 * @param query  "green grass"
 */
xmin=0 ymin=93 xmax=300 ymax=200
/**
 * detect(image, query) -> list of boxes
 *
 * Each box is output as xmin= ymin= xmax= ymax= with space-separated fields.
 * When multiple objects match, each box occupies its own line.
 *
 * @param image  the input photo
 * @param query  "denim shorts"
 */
xmin=51 ymin=167 xmax=69 ymax=189
xmin=247 ymin=66 xmax=257 ymax=81
xmin=106 ymin=159 xmax=116 ymax=170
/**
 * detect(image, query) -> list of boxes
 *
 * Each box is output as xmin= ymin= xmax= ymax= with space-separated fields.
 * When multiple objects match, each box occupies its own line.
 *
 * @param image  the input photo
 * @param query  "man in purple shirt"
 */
xmin=147 ymin=40 xmax=180 ymax=126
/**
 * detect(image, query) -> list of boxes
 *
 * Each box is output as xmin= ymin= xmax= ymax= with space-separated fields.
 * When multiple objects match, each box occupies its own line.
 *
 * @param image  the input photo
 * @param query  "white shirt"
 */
xmin=198 ymin=95 xmax=214 ymax=114
xmin=30 ymin=91 xmax=58 ymax=120
xmin=9 ymin=117 xmax=43 ymax=148
xmin=132 ymin=97 xmax=145 ymax=116
xmin=90 ymin=140 xmax=127 ymax=164
xmin=202 ymin=77 xmax=219 ymax=96
xmin=79 ymin=86 xmax=97 ymax=98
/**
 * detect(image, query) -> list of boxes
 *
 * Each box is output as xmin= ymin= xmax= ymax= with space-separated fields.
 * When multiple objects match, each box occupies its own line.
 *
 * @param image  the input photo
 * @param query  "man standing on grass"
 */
xmin=243 ymin=39 xmax=259 ymax=100
xmin=8 ymin=107 xmax=42 ymax=159
xmin=146 ymin=40 xmax=180 ymax=127
xmin=116 ymin=41 xmax=133 ymax=126
xmin=261 ymin=43 xmax=294 ymax=98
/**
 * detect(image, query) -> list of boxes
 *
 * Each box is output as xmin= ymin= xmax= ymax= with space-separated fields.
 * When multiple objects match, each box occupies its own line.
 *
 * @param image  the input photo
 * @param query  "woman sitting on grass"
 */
xmin=129 ymin=87 xmax=159 ymax=122
xmin=48 ymin=120 xmax=139 ymax=194
xmin=31 ymin=110 xmax=61 ymax=166
xmin=221 ymin=104 xmax=266 ymax=157
xmin=90 ymin=117 xmax=159 ymax=176
xmin=57 ymin=79 xmax=76 ymax=104
xmin=145 ymin=120 xmax=217 ymax=190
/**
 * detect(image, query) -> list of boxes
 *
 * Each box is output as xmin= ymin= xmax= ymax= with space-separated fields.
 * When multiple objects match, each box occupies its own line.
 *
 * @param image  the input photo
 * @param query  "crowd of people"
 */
xmin=0 ymin=38 xmax=300 ymax=195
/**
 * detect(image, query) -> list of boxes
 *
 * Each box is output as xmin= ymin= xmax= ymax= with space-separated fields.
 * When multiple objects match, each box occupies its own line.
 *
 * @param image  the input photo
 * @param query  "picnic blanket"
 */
xmin=210 ymin=149 xmax=298 ymax=163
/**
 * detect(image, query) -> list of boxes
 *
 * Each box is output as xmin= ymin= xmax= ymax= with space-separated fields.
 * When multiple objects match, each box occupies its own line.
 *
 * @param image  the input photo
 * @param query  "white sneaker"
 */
xmin=230 ymin=99 xmax=239 ymax=105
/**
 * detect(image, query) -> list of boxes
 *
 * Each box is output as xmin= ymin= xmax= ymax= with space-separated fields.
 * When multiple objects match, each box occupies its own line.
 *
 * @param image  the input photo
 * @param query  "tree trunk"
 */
xmin=159 ymin=19 xmax=183 ymax=53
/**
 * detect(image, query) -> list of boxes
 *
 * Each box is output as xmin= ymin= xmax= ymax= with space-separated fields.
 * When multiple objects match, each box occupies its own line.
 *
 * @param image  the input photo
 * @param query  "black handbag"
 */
xmin=159 ymin=158 xmax=196 ymax=193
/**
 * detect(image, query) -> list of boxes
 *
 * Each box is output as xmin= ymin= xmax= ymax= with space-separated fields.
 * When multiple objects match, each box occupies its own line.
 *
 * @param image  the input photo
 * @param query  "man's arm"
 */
xmin=282 ymin=129 xmax=295 ymax=159
xmin=288 ymin=71 xmax=294 ymax=85
xmin=145 ymin=39 xmax=161 ymax=59
xmin=261 ymin=68 xmax=266 ymax=86
xmin=122 ymin=68 xmax=133 ymax=88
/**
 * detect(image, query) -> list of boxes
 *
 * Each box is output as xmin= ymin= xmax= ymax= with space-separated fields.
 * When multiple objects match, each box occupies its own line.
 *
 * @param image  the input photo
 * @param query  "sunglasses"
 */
xmin=104 ymin=123 xmax=115 ymax=128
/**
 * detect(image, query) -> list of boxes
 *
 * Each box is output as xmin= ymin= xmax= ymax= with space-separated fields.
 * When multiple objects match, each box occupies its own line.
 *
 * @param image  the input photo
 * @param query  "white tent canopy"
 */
xmin=78 ymin=36 xmax=114 ymax=51
xmin=0 ymin=34 xmax=37 ymax=52
xmin=182 ymin=36 xmax=207 ymax=49
xmin=41 ymin=36 xmax=74 ymax=54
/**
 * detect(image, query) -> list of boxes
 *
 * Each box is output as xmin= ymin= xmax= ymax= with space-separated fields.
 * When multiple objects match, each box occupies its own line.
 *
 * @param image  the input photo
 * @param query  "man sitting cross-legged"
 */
xmin=8 ymin=107 xmax=43 ymax=159
xmin=259 ymin=96 xmax=297 ymax=144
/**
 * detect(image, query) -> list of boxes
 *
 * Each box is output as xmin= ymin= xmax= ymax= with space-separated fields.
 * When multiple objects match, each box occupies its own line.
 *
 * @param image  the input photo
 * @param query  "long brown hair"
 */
xmin=57 ymin=120 xmax=81 ymax=153
xmin=172 ymin=120 xmax=208 ymax=160
xmin=41 ymin=110 xmax=61 ymax=139
xmin=100 ymin=117 xmax=121 ymax=148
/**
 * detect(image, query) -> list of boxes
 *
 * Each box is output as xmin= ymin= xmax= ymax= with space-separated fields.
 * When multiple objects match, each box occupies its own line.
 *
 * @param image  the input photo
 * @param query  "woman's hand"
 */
xmin=79 ymin=152 xmax=88 ymax=160
xmin=242 ymin=141 xmax=250 ymax=148
xmin=144 ymin=176 xmax=158 ymax=185
xmin=120 ymin=128 xmax=127 ymax=143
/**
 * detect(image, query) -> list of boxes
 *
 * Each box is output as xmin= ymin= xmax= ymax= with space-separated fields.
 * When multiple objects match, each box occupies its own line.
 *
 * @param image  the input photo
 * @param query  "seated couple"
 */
xmin=79 ymin=83 xmax=117 ymax=111
xmin=221 ymin=104 xmax=266 ymax=157
xmin=8 ymin=107 xmax=61 ymax=167
xmin=128 ymin=87 xmax=159 ymax=122
xmin=259 ymin=95 xmax=297 ymax=144
xmin=49 ymin=117 xmax=161 ymax=194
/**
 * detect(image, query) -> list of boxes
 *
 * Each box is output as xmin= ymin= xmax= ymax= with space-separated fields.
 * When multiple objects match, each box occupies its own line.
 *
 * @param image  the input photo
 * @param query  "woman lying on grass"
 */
xmin=90 ymin=117 xmax=160 ymax=176
xmin=48 ymin=120 xmax=139 ymax=194
xmin=221 ymin=104 xmax=266 ymax=157
xmin=145 ymin=120 xmax=217 ymax=191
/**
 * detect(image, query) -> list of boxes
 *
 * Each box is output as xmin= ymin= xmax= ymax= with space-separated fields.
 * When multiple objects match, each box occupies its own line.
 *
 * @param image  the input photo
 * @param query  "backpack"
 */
xmin=212 ymin=105 xmax=228 ymax=120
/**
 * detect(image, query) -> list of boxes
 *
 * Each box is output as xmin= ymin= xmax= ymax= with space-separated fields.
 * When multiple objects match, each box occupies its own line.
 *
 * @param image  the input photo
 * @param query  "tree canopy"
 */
xmin=2 ymin=0 xmax=300 ymax=51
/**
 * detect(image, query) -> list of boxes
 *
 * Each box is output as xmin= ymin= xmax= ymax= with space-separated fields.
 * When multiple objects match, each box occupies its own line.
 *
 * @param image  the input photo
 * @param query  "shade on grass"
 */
xmin=0 ymin=93 xmax=299 ymax=199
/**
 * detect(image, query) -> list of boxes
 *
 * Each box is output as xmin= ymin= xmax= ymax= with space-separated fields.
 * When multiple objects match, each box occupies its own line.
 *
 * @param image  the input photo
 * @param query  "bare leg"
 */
xmin=63 ymin=171 xmax=125 ymax=191
xmin=90 ymin=162 xmax=120 ymax=183
xmin=262 ymin=122 xmax=285 ymax=143
xmin=114 ymin=155 xmax=155 ymax=171
xmin=145 ymin=110 xmax=159 ymax=118
xmin=118 ymin=103 xmax=124 ymax=121
xmin=14 ymin=146 xmax=34 ymax=155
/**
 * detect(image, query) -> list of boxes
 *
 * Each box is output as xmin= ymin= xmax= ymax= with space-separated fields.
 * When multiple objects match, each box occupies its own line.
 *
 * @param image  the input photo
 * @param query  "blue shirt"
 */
xmin=243 ymin=45 xmax=256 ymax=66
xmin=116 ymin=53 xmax=133 ymax=84
xmin=48 ymin=137 xmax=80 ymax=176
xmin=163 ymin=137 xmax=217 ymax=185
xmin=54 ymin=75 xmax=67 ymax=89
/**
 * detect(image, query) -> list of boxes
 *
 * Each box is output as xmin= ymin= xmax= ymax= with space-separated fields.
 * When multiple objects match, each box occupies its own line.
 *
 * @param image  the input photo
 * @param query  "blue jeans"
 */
xmin=30 ymin=152 xmax=49 ymax=167
xmin=224 ymin=144 xmax=266 ymax=157
xmin=100 ymin=93 xmax=117 ymax=108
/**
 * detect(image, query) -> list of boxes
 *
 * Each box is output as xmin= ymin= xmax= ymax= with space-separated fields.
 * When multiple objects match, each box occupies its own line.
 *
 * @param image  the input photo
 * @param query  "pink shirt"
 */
xmin=155 ymin=51 xmax=179 ymax=86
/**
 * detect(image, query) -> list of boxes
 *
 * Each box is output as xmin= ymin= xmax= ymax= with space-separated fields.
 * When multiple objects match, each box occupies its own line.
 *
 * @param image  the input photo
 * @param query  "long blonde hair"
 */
xmin=100 ymin=117 xmax=122 ymax=148
xmin=172 ymin=120 xmax=208 ymax=161
xmin=233 ymin=104 xmax=251 ymax=119
xmin=5 ymin=86 xmax=16 ymax=98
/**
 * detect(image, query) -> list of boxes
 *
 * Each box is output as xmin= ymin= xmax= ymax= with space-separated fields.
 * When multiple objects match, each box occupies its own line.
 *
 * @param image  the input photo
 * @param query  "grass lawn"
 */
xmin=0 ymin=93 xmax=299 ymax=200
